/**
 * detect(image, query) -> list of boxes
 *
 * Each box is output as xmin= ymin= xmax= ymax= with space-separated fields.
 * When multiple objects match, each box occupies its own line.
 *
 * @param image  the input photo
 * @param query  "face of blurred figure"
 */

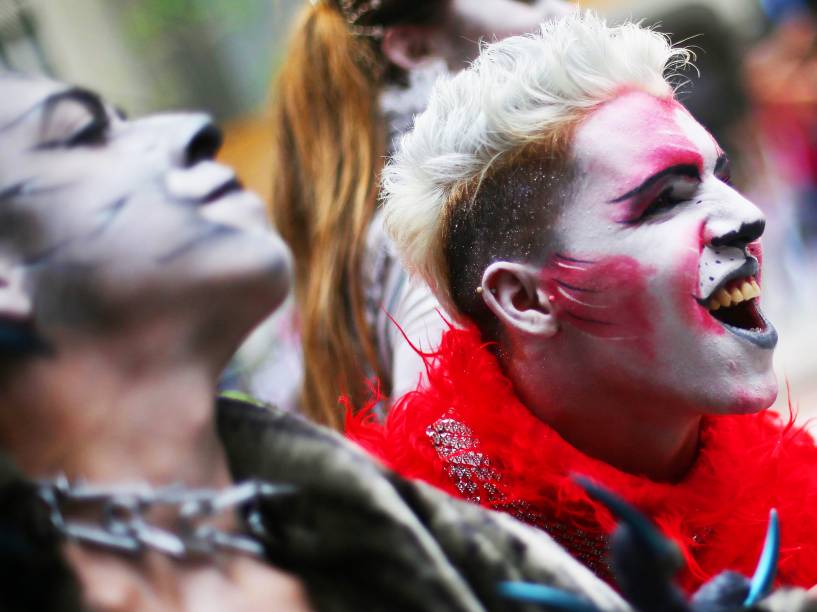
xmin=0 ymin=75 xmax=290 ymax=342
xmin=381 ymin=1 xmax=572 ymax=149
xmin=438 ymin=0 xmax=572 ymax=68
xmin=527 ymin=90 xmax=777 ymax=415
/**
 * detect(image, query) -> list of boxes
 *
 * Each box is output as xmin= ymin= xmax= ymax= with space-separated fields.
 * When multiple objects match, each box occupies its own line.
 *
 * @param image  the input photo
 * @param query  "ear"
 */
xmin=381 ymin=25 xmax=438 ymax=71
xmin=0 ymin=259 xmax=31 ymax=322
xmin=480 ymin=262 xmax=557 ymax=338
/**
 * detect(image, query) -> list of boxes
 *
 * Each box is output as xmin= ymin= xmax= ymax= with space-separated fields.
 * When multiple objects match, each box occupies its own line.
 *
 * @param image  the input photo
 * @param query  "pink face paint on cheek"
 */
xmin=542 ymin=254 xmax=656 ymax=358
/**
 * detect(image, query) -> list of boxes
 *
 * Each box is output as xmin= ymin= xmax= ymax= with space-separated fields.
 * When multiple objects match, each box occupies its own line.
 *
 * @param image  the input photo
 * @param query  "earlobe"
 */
xmin=381 ymin=26 xmax=436 ymax=71
xmin=481 ymin=262 xmax=558 ymax=338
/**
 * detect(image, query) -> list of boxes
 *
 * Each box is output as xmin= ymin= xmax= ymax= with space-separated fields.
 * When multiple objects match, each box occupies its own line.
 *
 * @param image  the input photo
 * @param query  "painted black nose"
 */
xmin=184 ymin=123 xmax=223 ymax=167
xmin=710 ymin=220 xmax=765 ymax=249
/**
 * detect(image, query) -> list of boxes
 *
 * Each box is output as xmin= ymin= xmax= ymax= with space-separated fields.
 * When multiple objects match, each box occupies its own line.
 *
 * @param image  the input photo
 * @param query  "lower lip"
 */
xmin=198 ymin=180 xmax=242 ymax=207
xmin=713 ymin=306 xmax=778 ymax=349
xmin=199 ymin=191 xmax=267 ymax=231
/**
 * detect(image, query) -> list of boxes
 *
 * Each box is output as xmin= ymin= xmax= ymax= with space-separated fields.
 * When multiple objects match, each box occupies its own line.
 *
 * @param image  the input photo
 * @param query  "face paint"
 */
xmin=748 ymin=241 xmax=763 ymax=282
xmin=601 ymin=93 xmax=704 ymax=225
xmin=677 ymin=239 xmax=725 ymax=338
xmin=542 ymin=253 xmax=656 ymax=358
xmin=539 ymin=90 xmax=777 ymax=413
xmin=0 ymin=76 xmax=289 ymax=331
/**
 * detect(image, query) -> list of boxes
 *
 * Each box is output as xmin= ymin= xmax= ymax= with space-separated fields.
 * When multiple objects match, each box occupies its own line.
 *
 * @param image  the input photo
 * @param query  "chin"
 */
xmin=694 ymin=371 xmax=779 ymax=416
xmin=107 ymin=229 xmax=293 ymax=327
xmin=189 ymin=227 xmax=291 ymax=293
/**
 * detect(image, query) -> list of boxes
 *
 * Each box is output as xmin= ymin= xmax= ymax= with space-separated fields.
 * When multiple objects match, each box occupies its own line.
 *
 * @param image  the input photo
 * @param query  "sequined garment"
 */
xmin=426 ymin=412 xmax=612 ymax=580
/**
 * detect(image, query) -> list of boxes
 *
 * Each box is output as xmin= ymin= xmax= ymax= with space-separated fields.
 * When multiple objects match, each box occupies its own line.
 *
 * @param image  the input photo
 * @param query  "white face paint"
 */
xmin=538 ymin=90 xmax=777 ymax=413
xmin=0 ymin=76 xmax=290 ymax=333
xmin=386 ymin=1 xmax=573 ymax=151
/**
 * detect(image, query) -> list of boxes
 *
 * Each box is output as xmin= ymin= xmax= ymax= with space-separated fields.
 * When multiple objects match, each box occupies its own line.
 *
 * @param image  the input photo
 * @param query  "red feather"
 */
xmin=347 ymin=325 xmax=817 ymax=592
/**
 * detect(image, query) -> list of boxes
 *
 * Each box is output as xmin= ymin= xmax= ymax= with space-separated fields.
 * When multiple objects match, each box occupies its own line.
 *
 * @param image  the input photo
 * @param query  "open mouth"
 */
xmin=704 ymin=275 xmax=777 ymax=349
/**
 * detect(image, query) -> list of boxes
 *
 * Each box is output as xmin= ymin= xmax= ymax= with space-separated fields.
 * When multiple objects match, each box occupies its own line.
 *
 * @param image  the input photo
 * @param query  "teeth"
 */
xmin=730 ymin=288 xmax=745 ymax=304
xmin=707 ymin=276 xmax=762 ymax=311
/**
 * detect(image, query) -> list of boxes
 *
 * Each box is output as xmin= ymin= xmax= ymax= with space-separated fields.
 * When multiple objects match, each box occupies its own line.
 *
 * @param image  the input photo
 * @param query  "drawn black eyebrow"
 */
xmin=0 ymin=87 xmax=104 ymax=136
xmin=34 ymin=88 xmax=110 ymax=149
xmin=43 ymin=87 xmax=107 ymax=117
xmin=608 ymin=164 xmax=701 ymax=204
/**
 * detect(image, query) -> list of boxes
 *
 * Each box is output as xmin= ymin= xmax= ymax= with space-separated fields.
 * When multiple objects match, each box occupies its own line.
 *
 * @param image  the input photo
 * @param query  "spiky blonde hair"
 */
xmin=382 ymin=12 xmax=692 ymax=317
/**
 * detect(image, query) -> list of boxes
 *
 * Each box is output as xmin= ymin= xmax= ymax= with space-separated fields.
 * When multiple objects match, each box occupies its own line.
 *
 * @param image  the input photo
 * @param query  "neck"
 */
xmin=503 ymin=341 xmax=702 ymax=482
xmin=0 ymin=326 xmax=233 ymax=489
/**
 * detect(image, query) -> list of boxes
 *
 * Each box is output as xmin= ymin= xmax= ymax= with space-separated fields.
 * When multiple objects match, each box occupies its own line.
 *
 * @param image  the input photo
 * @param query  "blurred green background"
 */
xmin=0 ymin=0 xmax=300 ymax=120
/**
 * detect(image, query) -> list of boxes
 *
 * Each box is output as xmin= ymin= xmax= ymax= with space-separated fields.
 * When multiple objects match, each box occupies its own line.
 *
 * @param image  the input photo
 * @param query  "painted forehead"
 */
xmin=572 ymin=90 xmax=720 ymax=190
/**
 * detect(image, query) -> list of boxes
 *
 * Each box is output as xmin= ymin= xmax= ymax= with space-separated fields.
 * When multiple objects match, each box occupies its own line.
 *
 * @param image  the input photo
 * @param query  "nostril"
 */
xmin=184 ymin=124 xmax=223 ymax=167
xmin=710 ymin=220 xmax=765 ymax=249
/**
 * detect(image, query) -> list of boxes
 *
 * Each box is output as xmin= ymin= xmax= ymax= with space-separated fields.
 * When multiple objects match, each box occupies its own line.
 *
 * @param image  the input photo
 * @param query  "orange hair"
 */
xmin=269 ymin=1 xmax=445 ymax=429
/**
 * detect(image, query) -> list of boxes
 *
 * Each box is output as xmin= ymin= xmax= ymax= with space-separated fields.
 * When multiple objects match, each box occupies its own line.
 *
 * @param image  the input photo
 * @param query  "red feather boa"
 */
xmin=347 ymin=325 xmax=817 ymax=592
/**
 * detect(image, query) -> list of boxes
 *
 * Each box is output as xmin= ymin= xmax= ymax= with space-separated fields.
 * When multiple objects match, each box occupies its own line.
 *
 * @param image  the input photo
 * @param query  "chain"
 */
xmin=36 ymin=475 xmax=295 ymax=561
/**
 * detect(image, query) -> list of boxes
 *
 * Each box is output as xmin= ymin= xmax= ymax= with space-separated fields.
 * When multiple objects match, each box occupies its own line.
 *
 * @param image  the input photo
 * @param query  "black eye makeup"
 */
xmin=37 ymin=88 xmax=110 ymax=149
xmin=715 ymin=154 xmax=731 ymax=186
xmin=610 ymin=164 xmax=702 ymax=225
xmin=636 ymin=175 xmax=700 ymax=221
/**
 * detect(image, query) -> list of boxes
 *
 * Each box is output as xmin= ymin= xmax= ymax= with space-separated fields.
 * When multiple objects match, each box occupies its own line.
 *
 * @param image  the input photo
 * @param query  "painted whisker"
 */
xmin=555 ymin=279 xmax=598 ymax=293
xmin=564 ymin=311 xmax=615 ymax=326
xmin=554 ymin=253 xmax=596 ymax=264
xmin=556 ymin=287 xmax=607 ymax=308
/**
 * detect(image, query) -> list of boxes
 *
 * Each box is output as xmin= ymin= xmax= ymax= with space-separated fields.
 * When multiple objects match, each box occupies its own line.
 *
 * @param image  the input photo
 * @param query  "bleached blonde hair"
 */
xmin=382 ymin=11 xmax=692 ymax=317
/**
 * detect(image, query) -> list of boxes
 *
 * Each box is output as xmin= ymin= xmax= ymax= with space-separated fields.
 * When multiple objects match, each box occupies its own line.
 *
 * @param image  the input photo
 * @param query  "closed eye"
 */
xmin=644 ymin=184 xmax=688 ymax=217
xmin=628 ymin=175 xmax=700 ymax=223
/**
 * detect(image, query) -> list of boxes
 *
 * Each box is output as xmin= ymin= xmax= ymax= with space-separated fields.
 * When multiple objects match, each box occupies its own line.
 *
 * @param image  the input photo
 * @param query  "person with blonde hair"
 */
xmin=349 ymin=12 xmax=817 ymax=592
xmin=268 ymin=0 xmax=570 ymax=428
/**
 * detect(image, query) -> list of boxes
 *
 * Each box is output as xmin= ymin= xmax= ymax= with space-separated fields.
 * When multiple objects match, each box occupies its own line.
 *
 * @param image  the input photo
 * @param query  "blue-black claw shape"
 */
xmin=500 ymin=477 xmax=781 ymax=612
xmin=574 ymin=475 xmax=689 ymax=612
xmin=498 ymin=582 xmax=601 ymax=611
xmin=744 ymin=509 xmax=780 ymax=606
